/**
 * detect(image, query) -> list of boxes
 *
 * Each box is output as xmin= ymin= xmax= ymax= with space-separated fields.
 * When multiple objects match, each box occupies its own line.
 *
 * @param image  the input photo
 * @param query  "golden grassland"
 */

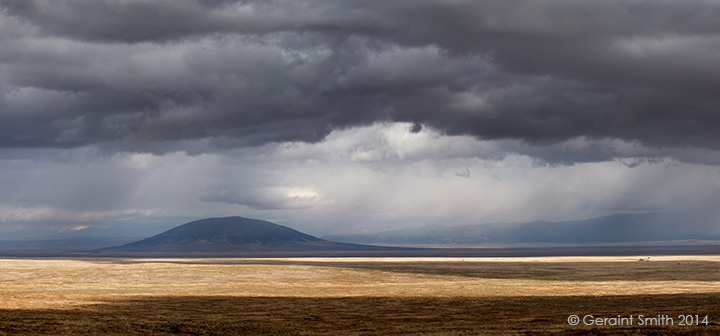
xmin=1 ymin=256 xmax=719 ymax=335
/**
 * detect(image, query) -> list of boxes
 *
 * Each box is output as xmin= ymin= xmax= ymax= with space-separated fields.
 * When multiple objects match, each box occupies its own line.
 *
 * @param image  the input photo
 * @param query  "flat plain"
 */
xmin=1 ymin=256 xmax=719 ymax=335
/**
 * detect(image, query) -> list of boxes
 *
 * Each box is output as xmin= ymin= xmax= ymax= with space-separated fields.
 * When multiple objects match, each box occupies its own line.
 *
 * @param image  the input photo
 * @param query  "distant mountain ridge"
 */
xmin=98 ymin=216 xmax=392 ymax=253
xmin=324 ymin=213 xmax=720 ymax=245
xmin=4 ymin=213 xmax=718 ymax=255
xmin=0 ymin=237 xmax=140 ymax=251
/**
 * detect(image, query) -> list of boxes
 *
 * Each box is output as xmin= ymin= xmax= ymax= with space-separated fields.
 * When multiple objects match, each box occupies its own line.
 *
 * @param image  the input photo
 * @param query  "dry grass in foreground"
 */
xmin=1 ymin=256 xmax=719 ymax=335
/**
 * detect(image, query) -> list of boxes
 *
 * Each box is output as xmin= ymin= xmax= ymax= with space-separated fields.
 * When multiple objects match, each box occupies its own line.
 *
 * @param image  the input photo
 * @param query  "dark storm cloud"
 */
xmin=2 ymin=0 xmax=720 ymax=163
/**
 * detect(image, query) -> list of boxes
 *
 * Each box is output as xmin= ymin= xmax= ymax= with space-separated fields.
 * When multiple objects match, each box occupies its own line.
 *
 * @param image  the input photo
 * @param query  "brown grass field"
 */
xmin=1 ymin=256 xmax=719 ymax=335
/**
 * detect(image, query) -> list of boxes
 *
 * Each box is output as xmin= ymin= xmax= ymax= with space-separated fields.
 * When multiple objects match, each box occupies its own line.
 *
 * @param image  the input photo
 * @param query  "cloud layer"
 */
xmin=2 ymin=0 xmax=720 ymax=164
xmin=1 ymin=1 xmax=719 ymax=238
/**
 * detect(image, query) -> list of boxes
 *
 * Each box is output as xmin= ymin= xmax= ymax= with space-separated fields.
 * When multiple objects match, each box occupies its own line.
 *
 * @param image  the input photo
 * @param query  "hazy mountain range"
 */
xmin=0 ymin=237 xmax=139 ymax=252
xmin=0 ymin=213 xmax=717 ymax=254
xmin=323 ymin=213 xmax=720 ymax=245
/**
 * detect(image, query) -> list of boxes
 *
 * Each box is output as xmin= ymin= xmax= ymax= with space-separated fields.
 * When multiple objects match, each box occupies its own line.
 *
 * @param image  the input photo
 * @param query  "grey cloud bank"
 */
xmin=1 ymin=0 xmax=720 ymax=163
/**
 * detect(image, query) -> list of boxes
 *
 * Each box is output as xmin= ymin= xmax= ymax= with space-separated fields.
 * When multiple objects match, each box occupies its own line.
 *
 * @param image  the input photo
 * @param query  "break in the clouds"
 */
xmin=1 ymin=0 xmax=720 ymax=162
xmin=1 ymin=1 xmax=720 ymax=238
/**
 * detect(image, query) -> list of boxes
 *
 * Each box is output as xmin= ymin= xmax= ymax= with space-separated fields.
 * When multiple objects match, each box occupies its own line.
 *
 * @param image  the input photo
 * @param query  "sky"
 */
xmin=1 ymin=0 xmax=719 ymax=239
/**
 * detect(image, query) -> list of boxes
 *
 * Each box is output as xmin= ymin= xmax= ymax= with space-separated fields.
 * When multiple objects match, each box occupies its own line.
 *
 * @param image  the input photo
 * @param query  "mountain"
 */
xmin=0 ymin=237 xmax=140 ymax=251
xmin=324 ymin=213 xmax=720 ymax=245
xmin=97 ymin=216 xmax=391 ymax=253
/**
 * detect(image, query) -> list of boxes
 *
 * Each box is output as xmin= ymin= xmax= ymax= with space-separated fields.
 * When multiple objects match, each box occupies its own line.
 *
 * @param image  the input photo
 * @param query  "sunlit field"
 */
xmin=1 ymin=256 xmax=719 ymax=335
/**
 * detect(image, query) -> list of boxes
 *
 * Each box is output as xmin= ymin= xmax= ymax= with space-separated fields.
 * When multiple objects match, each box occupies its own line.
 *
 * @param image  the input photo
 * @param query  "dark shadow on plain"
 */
xmin=1 ymin=294 xmax=719 ymax=335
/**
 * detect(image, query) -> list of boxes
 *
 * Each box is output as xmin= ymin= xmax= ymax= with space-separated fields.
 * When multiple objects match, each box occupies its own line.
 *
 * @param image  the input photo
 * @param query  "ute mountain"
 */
xmin=98 ymin=216 xmax=390 ymax=253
